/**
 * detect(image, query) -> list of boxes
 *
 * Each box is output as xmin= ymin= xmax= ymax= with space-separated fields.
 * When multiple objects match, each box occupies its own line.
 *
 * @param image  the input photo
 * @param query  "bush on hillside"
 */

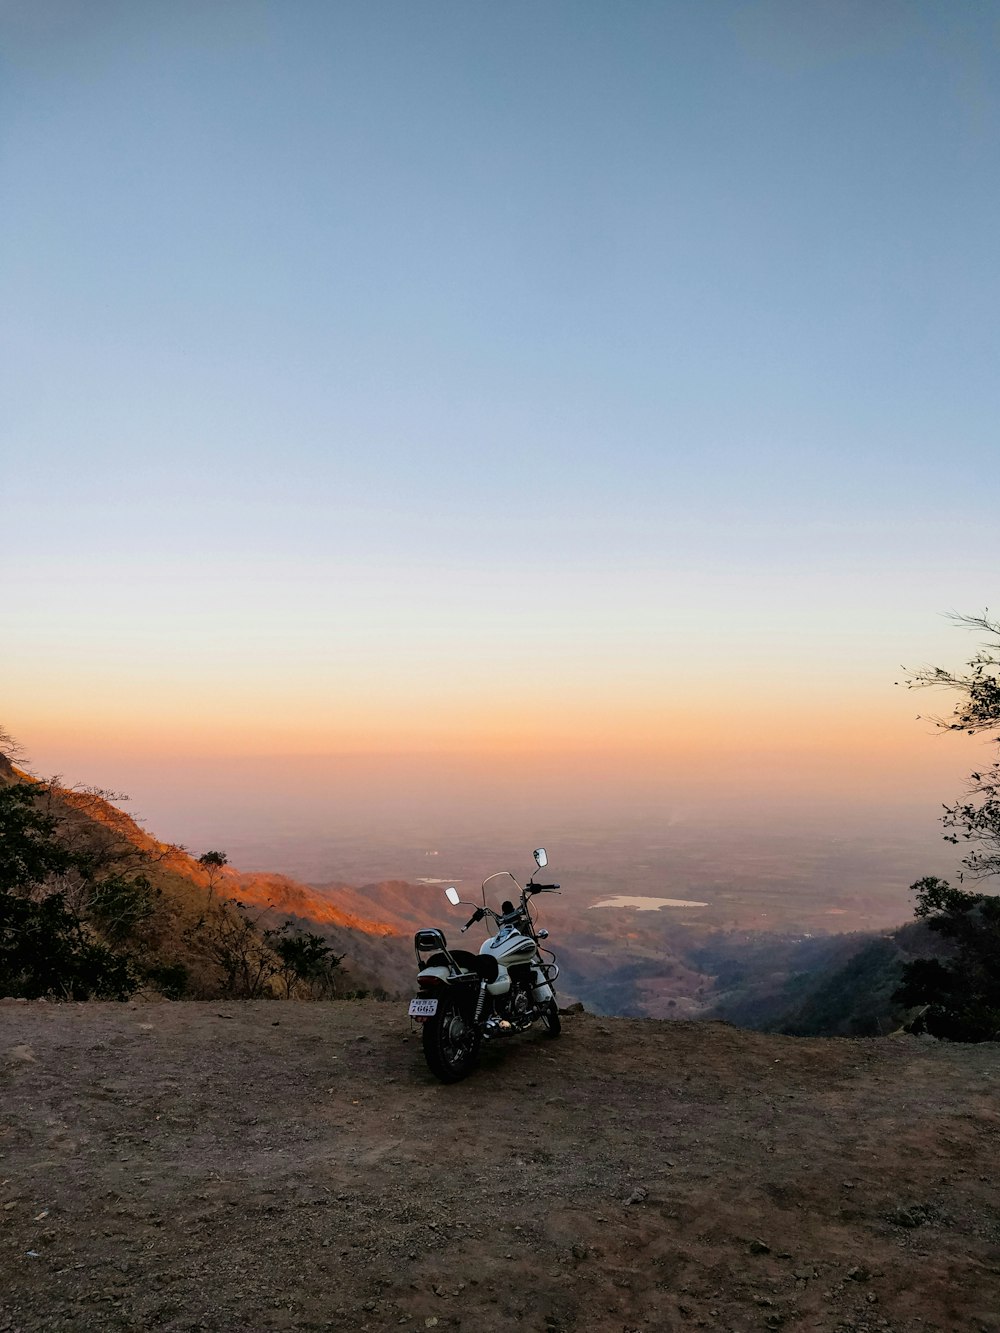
xmin=0 ymin=784 xmax=140 ymax=999
xmin=268 ymin=922 xmax=344 ymax=998
xmin=896 ymin=614 xmax=1000 ymax=1041
xmin=893 ymin=877 xmax=1000 ymax=1041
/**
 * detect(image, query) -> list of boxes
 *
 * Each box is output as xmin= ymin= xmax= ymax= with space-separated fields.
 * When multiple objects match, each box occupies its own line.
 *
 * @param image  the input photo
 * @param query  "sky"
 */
xmin=2 ymin=1 xmax=997 ymax=866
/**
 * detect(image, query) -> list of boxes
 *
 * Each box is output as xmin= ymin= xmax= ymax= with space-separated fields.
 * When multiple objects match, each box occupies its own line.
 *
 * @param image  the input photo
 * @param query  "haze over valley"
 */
xmin=33 ymin=733 xmax=967 ymax=933
xmin=13 ymin=726 xmax=971 ymax=1023
xmin=1 ymin=733 xmax=963 ymax=1026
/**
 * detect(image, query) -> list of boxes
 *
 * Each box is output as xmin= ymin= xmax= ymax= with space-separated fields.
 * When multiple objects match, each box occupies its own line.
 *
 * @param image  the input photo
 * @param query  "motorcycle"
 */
xmin=408 ymin=847 xmax=562 ymax=1083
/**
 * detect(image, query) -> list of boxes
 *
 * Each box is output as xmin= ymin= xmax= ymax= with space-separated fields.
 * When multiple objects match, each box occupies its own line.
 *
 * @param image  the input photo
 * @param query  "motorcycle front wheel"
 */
xmin=422 ymin=999 xmax=482 ymax=1083
xmin=540 ymin=998 xmax=561 ymax=1038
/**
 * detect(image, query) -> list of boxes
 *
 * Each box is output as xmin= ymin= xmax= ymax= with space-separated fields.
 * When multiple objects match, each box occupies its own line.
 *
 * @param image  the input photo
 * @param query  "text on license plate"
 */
xmin=408 ymin=997 xmax=438 ymax=1018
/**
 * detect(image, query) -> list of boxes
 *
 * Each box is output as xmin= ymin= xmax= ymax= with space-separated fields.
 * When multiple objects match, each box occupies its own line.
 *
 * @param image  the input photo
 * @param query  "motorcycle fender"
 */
xmin=416 ymin=966 xmax=452 ymax=984
xmin=417 ymin=969 xmax=480 ymax=1023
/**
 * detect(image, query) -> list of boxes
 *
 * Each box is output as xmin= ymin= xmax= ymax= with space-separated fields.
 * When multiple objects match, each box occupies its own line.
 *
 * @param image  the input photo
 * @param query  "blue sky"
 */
xmin=2 ymin=2 xmax=997 ymax=846
xmin=6 ymin=2 xmax=998 ymax=540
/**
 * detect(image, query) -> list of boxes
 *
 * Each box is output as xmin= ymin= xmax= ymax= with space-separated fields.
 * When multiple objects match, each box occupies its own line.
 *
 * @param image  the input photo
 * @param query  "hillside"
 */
xmin=2 ymin=1000 xmax=998 ymax=1332
xmin=0 ymin=768 xmax=411 ymax=1000
xmin=697 ymin=921 xmax=957 ymax=1038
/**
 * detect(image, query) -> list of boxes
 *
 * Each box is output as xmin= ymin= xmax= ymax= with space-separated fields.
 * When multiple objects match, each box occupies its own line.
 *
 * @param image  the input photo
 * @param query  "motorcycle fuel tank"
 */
xmin=480 ymin=926 xmax=536 ymax=969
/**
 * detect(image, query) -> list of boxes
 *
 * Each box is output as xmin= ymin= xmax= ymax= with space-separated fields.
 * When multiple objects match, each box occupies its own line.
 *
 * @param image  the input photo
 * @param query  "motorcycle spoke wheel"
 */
xmin=422 ymin=1002 xmax=482 ymax=1083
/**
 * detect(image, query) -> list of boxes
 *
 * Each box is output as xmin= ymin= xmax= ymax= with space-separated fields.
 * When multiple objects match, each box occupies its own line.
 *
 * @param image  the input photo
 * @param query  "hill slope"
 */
xmin=2 ymin=1000 xmax=998 ymax=1332
xmin=698 ymin=920 xmax=956 ymax=1037
xmin=1 ymin=769 xmax=411 ymax=998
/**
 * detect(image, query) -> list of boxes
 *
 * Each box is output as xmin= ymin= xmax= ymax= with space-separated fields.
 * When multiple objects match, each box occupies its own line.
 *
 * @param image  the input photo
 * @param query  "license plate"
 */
xmin=408 ymin=997 xmax=438 ymax=1018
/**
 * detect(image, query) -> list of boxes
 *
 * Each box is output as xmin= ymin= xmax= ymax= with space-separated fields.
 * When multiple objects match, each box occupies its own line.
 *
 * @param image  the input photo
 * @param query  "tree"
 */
xmin=0 ymin=783 xmax=74 ymax=892
xmin=197 ymin=851 xmax=229 ymax=905
xmin=894 ymin=614 xmax=1000 ymax=1039
xmin=188 ymin=898 xmax=279 ymax=999
xmin=893 ymin=877 xmax=1000 ymax=1041
xmin=0 ymin=724 xmax=28 ymax=767
xmin=87 ymin=872 xmax=158 ymax=944
xmin=0 ymin=888 xmax=137 ymax=1000
xmin=0 ymin=772 xmax=173 ymax=999
xmin=267 ymin=922 xmax=343 ymax=998
xmin=0 ymin=782 xmax=139 ymax=1000
xmin=903 ymin=612 xmax=1000 ymax=880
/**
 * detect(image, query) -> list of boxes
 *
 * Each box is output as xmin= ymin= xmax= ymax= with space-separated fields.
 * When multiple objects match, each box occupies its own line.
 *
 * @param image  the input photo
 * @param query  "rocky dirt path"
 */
xmin=1 ymin=1001 xmax=998 ymax=1333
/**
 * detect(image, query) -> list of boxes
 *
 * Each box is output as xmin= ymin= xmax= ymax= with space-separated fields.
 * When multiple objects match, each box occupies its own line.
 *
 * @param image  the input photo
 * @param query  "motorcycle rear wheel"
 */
xmin=422 ymin=1000 xmax=482 ymax=1083
xmin=540 ymin=999 xmax=561 ymax=1038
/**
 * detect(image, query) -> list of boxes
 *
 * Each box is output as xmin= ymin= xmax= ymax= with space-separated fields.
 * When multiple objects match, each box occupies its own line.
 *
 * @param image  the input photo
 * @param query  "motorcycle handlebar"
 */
xmin=461 ymin=907 xmax=485 ymax=933
xmin=458 ymin=885 xmax=558 ymax=934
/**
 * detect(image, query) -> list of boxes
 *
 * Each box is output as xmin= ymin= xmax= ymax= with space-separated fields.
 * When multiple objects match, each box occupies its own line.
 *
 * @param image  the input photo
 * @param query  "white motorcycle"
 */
xmin=408 ymin=848 xmax=562 ymax=1083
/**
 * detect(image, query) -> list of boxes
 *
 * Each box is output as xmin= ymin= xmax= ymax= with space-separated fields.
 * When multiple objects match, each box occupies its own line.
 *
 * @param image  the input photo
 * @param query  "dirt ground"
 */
xmin=1 ymin=1001 xmax=998 ymax=1333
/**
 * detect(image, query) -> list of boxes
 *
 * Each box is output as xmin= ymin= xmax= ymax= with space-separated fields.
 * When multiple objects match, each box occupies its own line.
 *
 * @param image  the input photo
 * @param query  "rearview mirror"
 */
xmin=533 ymin=848 xmax=547 ymax=869
xmin=445 ymin=886 xmax=461 ymax=906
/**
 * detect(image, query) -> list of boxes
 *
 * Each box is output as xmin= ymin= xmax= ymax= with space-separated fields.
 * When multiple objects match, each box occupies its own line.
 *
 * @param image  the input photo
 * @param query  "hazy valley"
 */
xmin=214 ymin=812 xmax=959 ymax=1029
xmin=2 ymin=750 xmax=957 ymax=1031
